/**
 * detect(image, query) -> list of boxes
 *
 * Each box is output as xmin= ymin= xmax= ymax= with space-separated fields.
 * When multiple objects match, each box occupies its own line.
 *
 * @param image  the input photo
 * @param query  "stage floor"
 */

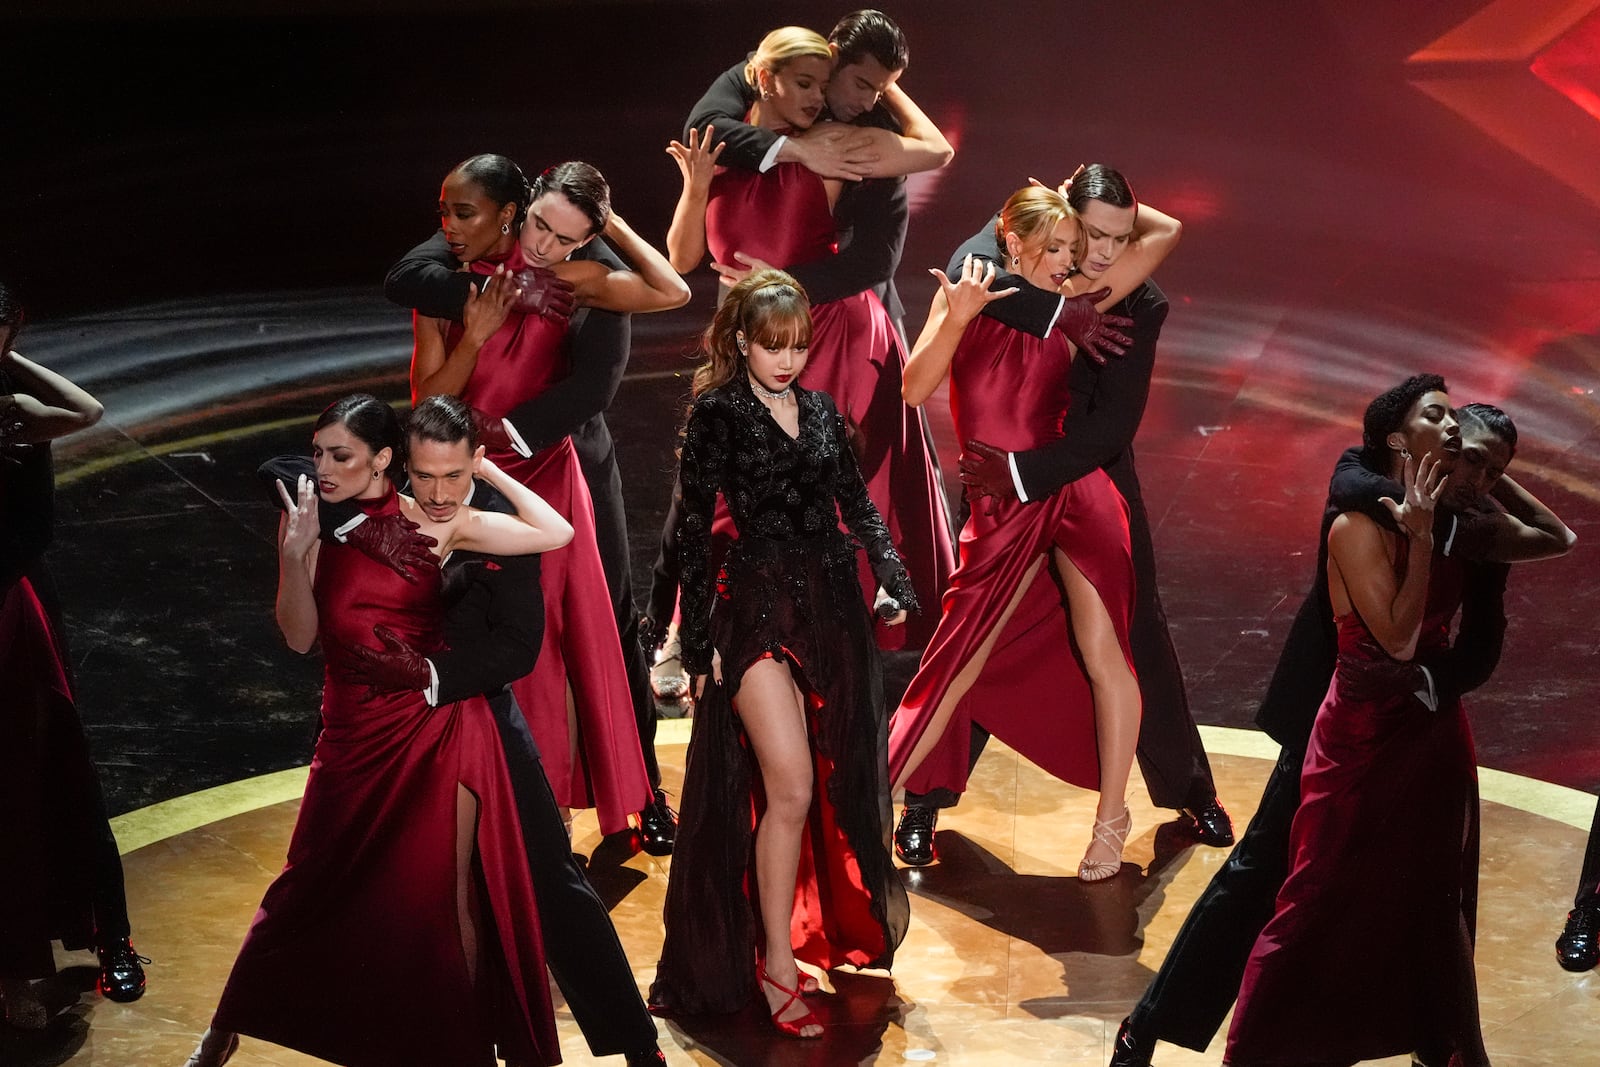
xmin=8 ymin=729 xmax=1598 ymax=1066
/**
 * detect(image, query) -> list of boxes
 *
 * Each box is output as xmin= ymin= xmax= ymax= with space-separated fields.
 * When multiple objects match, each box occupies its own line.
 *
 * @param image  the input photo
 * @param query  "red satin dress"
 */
xmin=1227 ymin=550 xmax=1486 ymax=1067
xmin=0 ymin=577 xmax=99 ymax=978
xmin=887 ymin=316 xmax=1137 ymax=796
xmin=451 ymin=248 xmax=652 ymax=834
xmin=705 ymin=160 xmax=955 ymax=648
xmin=212 ymin=490 xmax=557 ymax=1067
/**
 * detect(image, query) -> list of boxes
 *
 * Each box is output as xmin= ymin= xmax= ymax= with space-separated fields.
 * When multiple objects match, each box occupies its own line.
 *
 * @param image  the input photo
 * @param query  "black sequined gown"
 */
xmin=649 ymin=377 xmax=915 ymax=1015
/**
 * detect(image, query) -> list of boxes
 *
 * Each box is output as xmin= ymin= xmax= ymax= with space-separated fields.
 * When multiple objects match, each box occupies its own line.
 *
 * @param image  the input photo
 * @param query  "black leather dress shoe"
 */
xmin=625 ymin=1049 xmax=667 ymax=1067
xmin=1108 ymin=1016 xmax=1154 ymax=1067
xmin=894 ymin=805 xmax=938 ymax=866
xmin=97 ymin=937 xmax=149 ymax=1003
xmin=638 ymin=789 xmax=677 ymax=856
xmin=1181 ymin=797 xmax=1235 ymax=847
xmin=1557 ymin=904 xmax=1600 ymax=972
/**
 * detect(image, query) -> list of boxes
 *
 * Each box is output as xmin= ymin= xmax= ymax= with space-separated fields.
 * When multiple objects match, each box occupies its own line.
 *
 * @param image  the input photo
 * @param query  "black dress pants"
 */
xmin=1127 ymin=746 xmax=1304 ymax=1052
xmin=1575 ymin=793 xmax=1600 ymax=908
xmin=488 ymin=689 xmax=656 ymax=1057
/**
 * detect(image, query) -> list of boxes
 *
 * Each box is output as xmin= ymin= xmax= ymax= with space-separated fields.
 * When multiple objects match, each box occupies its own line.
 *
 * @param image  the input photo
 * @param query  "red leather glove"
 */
xmin=344 ymin=512 xmax=438 ymax=584
xmin=958 ymin=439 xmax=1018 ymax=516
xmin=470 ymin=406 xmax=517 ymax=455
xmin=341 ymin=625 xmax=431 ymax=698
xmin=1058 ymin=288 xmax=1134 ymax=365
xmin=507 ymin=266 xmax=576 ymax=322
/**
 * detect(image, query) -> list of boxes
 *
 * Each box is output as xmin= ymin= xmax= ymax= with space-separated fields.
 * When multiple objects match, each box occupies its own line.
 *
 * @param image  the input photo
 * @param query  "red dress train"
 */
xmin=451 ymin=249 xmax=653 ymax=833
xmin=705 ymin=159 xmax=956 ymax=648
xmin=887 ymin=316 xmax=1137 ymax=795
xmin=211 ymin=491 xmax=557 ymax=1067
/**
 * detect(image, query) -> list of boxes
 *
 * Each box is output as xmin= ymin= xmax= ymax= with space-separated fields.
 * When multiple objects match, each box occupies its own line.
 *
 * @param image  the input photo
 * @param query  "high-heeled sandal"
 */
xmin=182 ymin=1027 xmax=239 ymax=1067
xmin=757 ymin=964 xmax=823 ymax=1039
xmin=1079 ymin=804 xmax=1132 ymax=883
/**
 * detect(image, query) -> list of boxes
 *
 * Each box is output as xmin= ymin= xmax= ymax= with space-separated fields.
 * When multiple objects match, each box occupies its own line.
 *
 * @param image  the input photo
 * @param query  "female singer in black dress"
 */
xmin=649 ymin=270 xmax=914 ymax=1039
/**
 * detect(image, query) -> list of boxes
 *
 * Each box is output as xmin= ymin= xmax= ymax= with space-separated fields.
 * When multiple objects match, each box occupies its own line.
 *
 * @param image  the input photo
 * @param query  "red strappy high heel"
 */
xmin=757 ymin=964 xmax=823 ymax=1039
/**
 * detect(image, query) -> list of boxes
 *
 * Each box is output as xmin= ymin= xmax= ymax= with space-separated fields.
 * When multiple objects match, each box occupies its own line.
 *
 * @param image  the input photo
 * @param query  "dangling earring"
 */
xmin=1399 ymin=447 xmax=1412 ymax=460
xmin=501 ymin=222 xmax=511 ymax=235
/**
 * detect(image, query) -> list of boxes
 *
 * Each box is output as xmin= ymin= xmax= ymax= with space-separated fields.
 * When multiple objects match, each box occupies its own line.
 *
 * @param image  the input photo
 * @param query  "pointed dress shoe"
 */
xmin=894 ymin=805 xmax=938 ymax=865
xmin=1557 ymin=903 xmax=1600 ymax=972
xmin=1108 ymin=1015 xmax=1155 ymax=1067
xmin=97 ymin=937 xmax=149 ymax=1002
xmin=1181 ymin=796 xmax=1235 ymax=847
xmin=638 ymin=788 xmax=678 ymax=856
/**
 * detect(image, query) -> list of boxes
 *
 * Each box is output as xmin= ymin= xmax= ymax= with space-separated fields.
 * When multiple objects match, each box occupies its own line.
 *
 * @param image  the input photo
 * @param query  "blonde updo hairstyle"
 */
xmin=694 ymin=268 xmax=814 ymax=397
xmin=743 ymin=26 xmax=833 ymax=97
xmin=995 ymin=185 xmax=1082 ymax=274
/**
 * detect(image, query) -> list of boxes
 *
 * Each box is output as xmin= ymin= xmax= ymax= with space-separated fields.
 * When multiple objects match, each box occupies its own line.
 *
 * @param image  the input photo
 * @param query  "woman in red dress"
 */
xmin=649 ymin=271 xmax=914 ymax=1038
xmin=184 ymin=395 xmax=574 ymax=1067
xmin=410 ymin=155 xmax=688 ymax=835
xmin=1225 ymin=378 xmax=1487 ymax=1067
xmin=663 ymin=26 xmax=956 ymax=649
xmin=0 ymin=289 xmax=117 ymax=1028
xmin=888 ymin=185 xmax=1181 ymax=880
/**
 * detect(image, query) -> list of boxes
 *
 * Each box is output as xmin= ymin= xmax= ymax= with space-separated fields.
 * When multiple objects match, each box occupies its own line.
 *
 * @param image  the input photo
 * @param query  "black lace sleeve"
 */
xmin=827 ymin=405 xmax=919 ymax=613
xmin=677 ymin=394 xmax=731 ymax=675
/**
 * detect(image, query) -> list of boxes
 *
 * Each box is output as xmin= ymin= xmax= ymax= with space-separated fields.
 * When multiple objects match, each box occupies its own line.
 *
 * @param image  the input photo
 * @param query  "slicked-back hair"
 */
xmin=1457 ymin=401 xmax=1517 ymax=458
xmin=829 ymin=9 xmax=909 ymax=71
xmin=314 ymin=394 xmax=405 ymax=465
xmin=408 ymin=393 xmax=477 ymax=452
xmin=453 ymin=153 xmax=532 ymax=227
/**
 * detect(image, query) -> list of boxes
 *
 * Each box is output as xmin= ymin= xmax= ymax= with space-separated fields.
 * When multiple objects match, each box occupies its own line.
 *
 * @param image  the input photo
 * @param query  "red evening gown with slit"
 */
xmin=887 ymin=315 xmax=1138 ymax=795
xmin=705 ymin=159 xmax=955 ymax=648
xmin=1226 ymin=550 xmax=1486 ymax=1067
xmin=451 ymin=248 xmax=652 ymax=834
xmin=211 ymin=490 xmax=557 ymax=1067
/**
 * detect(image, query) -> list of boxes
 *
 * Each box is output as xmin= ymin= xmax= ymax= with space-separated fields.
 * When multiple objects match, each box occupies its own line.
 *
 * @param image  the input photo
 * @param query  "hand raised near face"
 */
xmin=1380 ymin=449 xmax=1448 ymax=540
xmin=928 ymin=254 xmax=1018 ymax=327
xmin=462 ymin=265 xmax=520 ymax=346
xmin=666 ymin=124 xmax=726 ymax=196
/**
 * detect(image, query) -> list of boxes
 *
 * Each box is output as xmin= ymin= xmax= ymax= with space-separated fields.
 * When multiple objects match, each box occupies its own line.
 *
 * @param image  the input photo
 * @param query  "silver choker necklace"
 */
xmin=749 ymin=377 xmax=793 ymax=401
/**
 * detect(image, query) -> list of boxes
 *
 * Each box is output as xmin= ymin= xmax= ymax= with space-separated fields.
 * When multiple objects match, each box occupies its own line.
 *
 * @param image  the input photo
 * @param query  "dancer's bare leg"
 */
xmin=734 ymin=656 xmax=823 ymax=1037
xmin=893 ymin=555 xmax=1046 ymax=791
xmin=1054 ymin=547 xmax=1141 ymax=872
xmin=456 ymin=783 xmax=483 ymax=989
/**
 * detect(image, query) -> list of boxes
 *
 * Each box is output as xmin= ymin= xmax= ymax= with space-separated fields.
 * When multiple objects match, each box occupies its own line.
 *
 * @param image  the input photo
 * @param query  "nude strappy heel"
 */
xmin=1079 ymin=803 xmax=1132 ymax=883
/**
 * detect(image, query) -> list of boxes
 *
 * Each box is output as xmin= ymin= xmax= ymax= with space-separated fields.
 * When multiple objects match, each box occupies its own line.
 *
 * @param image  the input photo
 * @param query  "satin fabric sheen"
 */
xmin=1226 ymin=549 xmax=1486 ymax=1067
xmin=453 ymin=247 xmax=652 ymax=832
xmin=212 ymin=490 xmax=557 ymax=1066
xmin=888 ymin=316 xmax=1137 ymax=795
xmin=705 ymin=159 xmax=955 ymax=648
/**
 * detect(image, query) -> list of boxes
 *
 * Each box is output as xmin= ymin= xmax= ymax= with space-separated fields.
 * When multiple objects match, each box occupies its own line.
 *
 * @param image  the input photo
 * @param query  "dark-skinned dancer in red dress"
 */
xmin=186 ymin=395 xmax=576 ymax=1067
xmin=665 ymin=26 xmax=956 ymax=649
xmin=649 ymin=271 xmax=914 ymax=1038
xmin=412 ymin=155 xmax=689 ymax=835
xmin=1226 ymin=380 xmax=1488 ymax=1067
xmin=890 ymin=184 xmax=1180 ymax=881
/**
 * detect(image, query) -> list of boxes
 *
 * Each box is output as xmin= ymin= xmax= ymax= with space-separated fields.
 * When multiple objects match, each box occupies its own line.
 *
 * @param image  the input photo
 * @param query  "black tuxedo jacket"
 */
xmin=686 ymin=60 xmax=908 ymax=322
xmin=949 ymin=216 xmax=1165 ymax=504
xmin=1253 ymin=447 xmax=1509 ymax=751
xmin=383 ymin=232 xmax=630 ymax=459
xmin=258 ymin=457 xmax=542 ymax=704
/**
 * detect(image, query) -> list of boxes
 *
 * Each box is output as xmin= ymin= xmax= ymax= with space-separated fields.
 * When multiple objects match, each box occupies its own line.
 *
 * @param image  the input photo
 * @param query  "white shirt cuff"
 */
xmin=1008 ymin=452 xmax=1030 ymax=504
xmin=1044 ymin=294 xmax=1066 ymax=336
xmin=503 ymin=417 xmax=533 ymax=459
xmin=1441 ymin=513 xmax=1459 ymax=557
xmin=1414 ymin=664 xmax=1438 ymax=712
xmin=759 ymin=136 xmax=786 ymax=173
xmin=333 ymin=513 xmax=367 ymax=543
xmin=424 ymin=660 xmax=440 ymax=707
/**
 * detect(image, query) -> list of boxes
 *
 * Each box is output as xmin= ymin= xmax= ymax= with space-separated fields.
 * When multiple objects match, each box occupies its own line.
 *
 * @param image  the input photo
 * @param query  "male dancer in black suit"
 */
xmin=1108 ymin=398 xmax=1575 ymax=1067
xmin=894 ymin=164 xmax=1235 ymax=865
xmin=681 ymin=8 xmax=914 ymax=329
xmin=384 ymin=201 xmax=678 ymax=855
xmin=1558 ymin=811 xmax=1600 ymax=971
xmin=264 ymin=395 xmax=665 ymax=1067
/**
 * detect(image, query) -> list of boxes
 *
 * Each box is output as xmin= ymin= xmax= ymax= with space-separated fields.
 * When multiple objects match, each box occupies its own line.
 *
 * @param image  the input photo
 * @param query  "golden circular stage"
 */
xmin=11 ymin=725 xmax=1600 ymax=1066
